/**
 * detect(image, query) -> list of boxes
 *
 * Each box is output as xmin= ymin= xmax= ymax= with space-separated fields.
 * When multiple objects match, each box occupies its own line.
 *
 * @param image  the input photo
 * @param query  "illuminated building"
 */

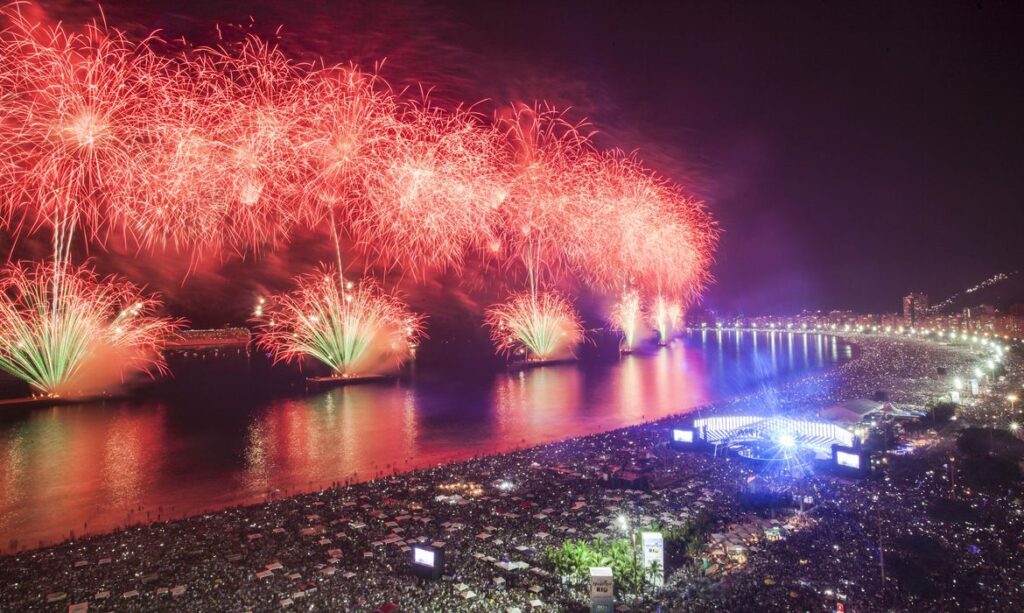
xmin=902 ymin=292 xmax=928 ymax=325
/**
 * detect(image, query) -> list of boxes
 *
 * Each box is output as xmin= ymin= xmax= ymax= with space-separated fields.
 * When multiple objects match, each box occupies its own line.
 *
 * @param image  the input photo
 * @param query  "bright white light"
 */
xmin=413 ymin=547 xmax=435 ymax=567
xmin=673 ymin=429 xmax=694 ymax=443
xmin=778 ymin=433 xmax=796 ymax=449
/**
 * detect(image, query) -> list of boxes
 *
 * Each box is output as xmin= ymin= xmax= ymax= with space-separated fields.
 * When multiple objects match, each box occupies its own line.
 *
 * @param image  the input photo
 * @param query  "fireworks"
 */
xmin=569 ymin=154 xmax=661 ymax=286
xmin=255 ymin=269 xmax=425 ymax=377
xmin=0 ymin=260 xmax=180 ymax=396
xmin=300 ymin=68 xmax=398 ymax=223
xmin=0 ymin=6 xmax=717 ymax=274
xmin=484 ymin=106 xmax=593 ymax=360
xmin=495 ymin=104 xmax=594 ymax=291
xmin=118 ymin=61 xmax=230 ymax=255
xmin=649 ymin=294 xmax=682 ymax=345
xmin=0 ymin=6 xmax=168 ymax=243
xmin=485 ymin=291 xmax=584 ymax=361
xmin=611 ymin=289 xmax=644 ymax=351
xmin=0 ymin=5 xmax=718 ymax=374
xmin=356 ymin=102 xmax=505 ymax=274
xmin=193 ymin=37 xmax=311 ymax=253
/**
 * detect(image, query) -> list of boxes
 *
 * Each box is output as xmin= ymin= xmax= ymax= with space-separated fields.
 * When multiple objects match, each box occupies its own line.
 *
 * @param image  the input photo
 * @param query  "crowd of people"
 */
xmin=0 ymin=332 xmax=1020 ymax=612
xmin=665 ymin=332 xmax=1024 ymax=611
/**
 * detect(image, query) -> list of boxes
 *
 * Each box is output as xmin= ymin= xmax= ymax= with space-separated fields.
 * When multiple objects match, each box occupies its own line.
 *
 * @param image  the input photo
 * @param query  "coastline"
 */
xmin=0 ymin=331 xmax=883 ymax=555
xmin=0 ymin=332 xmax=1007 ymax=612
xmin=0 ymin=332 xmax=855 ymax=551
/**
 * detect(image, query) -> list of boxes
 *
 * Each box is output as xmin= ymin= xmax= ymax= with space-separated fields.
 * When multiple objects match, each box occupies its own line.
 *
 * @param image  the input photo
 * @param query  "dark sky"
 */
xmin=39 ymin=0 xmax=1024 ymax=315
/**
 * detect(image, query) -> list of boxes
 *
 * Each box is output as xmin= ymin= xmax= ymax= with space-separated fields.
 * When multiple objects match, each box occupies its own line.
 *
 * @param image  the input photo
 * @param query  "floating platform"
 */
xmin=0 ymin=396 xmax=62 ymax=410
xmin=507 ymin=357 xmax=578 ymax=371
xmin=0 ymin=392 xmax=117 ymax=410
xmin=305 ymin=374 xmax=392 ymax=389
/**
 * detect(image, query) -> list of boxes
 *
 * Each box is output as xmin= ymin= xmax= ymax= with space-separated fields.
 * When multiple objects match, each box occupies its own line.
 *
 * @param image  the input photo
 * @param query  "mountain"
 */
xmin=929 ymin=272 xmax=1024 ymax=314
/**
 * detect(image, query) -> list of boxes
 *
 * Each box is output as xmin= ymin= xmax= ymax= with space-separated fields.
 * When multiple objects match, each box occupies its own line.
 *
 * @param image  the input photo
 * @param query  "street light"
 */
xmin=617 ymin=514 xmax=640 ymax=586
xmin=1009 ymin=394 xmax=1019 ymax=412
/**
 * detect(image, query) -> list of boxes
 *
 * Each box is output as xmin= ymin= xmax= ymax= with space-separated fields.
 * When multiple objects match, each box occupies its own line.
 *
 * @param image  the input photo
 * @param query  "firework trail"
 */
xmin=0 ymin=260 xmax=180 ymax=396
xmin=300 ymin=67 xmax=398 ymax=224
xmin=485 ymin=290 xmax=583 ymax=361
xmin=611 ymin=288 xmax=643 ymax=351
xmin=255 ymin=268 xmax=425 ymax=377
xmin=483 ymin=104 xmax=594 ymax=357
xmin=493 ymin=103 xmax=594 ymax=293
xmin=0 ymin=7 xmax=186 ymax=397
xmin=649 ymin=294 xmax=682 ymax=345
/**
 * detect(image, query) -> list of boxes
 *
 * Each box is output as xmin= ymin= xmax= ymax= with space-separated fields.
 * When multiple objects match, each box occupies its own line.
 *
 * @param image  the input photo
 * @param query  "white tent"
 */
xmin=820 ymin=399 xmax=884 ymax=424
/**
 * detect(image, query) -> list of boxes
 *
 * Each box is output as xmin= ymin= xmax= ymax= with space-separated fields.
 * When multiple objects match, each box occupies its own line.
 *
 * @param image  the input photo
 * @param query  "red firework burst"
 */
xmin=356 ymin=100 xmax=506 ymax=274
xmin=188 ymin=36 xmax=310 ymax=254
xmin=0 ymin=6 xmax=170 ymax=243
xmin=299 ymin=66 xmax=398 ymax=224
xmin=1 ymin=5 xmax=720 ymax=366
xmin=493 ymin=103 xmax=595 ymax=290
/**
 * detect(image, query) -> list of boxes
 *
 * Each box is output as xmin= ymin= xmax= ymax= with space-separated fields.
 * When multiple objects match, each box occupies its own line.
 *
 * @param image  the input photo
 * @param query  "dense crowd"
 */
xmin=0 ymin=422 xmax=746 ymax=612
xmin=0 ymin=333 xmax=1020 ymax=612
xmin=666 ymin=333 xmax=1024 ymax=612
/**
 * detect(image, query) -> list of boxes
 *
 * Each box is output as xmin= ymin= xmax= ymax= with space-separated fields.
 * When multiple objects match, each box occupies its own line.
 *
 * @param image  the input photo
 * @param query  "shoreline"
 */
xmin=0 ymin=333 xmax=864 ymax=552
xmin=0 ymin=332 xmax=1011 ymax=612
xmin=0 ymin=332 xmax=857 ymax=552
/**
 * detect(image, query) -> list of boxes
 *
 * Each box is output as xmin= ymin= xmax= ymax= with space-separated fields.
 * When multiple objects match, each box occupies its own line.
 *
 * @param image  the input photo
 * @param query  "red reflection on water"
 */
xmin=0 ymin=404 xmax=166 ymax=549
xmin=239 ymin=360 xmax=701 ymax=506
xmin=490 ymin=349 xmax=710 ymax=448
xmin=243 ymin=386 xmax=423 ymax=494
xmin=0 ymin=341 xmax=798 ymax=552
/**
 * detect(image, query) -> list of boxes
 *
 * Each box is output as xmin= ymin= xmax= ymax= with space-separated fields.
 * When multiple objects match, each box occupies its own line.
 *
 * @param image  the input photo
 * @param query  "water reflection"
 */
xmin=0 ymin=405 xmax=167 ymax=548
xmin=0 ymin=332 xmax=847 ymax=550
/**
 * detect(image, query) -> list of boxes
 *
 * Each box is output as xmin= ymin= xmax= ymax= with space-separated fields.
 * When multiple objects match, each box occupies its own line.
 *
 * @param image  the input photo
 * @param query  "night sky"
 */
xmin=38 ymin=0 xmax=1024 ymax=315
